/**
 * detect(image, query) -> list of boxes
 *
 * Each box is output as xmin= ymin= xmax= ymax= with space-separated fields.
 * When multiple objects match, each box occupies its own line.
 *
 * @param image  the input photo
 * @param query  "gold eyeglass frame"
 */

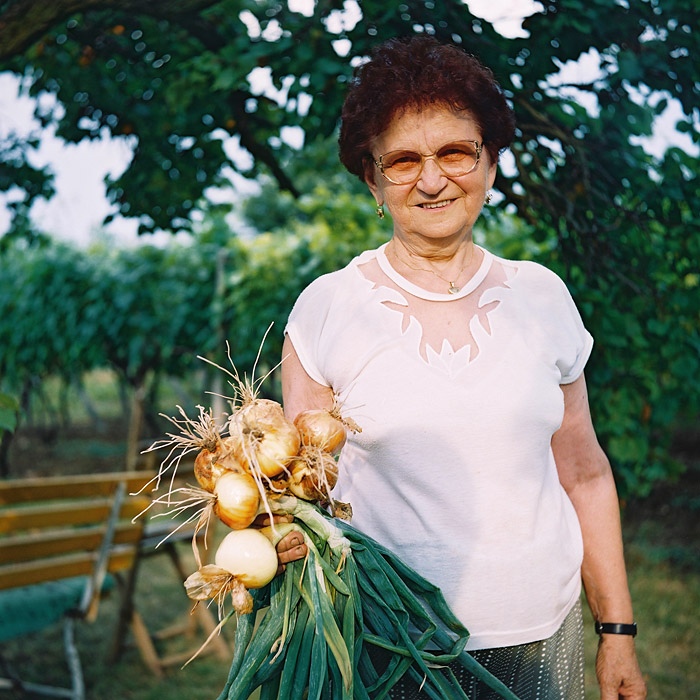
xmin=374 ymin=140 xmax=483 ymax=185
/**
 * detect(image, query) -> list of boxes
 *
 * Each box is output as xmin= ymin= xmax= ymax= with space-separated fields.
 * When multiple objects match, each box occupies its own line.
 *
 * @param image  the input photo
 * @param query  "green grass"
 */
xmin=582 ymin=545 xmax=700 ymax=699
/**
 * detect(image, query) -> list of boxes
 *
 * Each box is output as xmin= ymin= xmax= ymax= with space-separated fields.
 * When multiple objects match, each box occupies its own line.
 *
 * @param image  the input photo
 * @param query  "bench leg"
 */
xmin=64 ymin=617 xmax=85 ymax=700
xmin=0 ymin=620 xmax=86 ymax=700
xmin=0 ymin=652 xmax=23 ymax=695
xmin=164 ymin=541 xmax=230 ymax=661
xmin=130 ymin=610 xmax=165 ymax=678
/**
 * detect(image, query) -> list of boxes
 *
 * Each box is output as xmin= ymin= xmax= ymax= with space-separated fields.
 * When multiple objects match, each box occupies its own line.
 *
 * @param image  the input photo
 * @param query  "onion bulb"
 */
xmin=215 ymin=528 xmax=278 ymax=589
xmin=287 ymin=447 xmax=338 ymax=502
xmin=194 ymin=437 xmax=245 ymax=492
xmin=229 ymin=399 xmax=300 ymax=478
xmin=294 ymin=409 xmax=347 ymax=455
xmin=213 ymin=471 xmax=260 ymax=530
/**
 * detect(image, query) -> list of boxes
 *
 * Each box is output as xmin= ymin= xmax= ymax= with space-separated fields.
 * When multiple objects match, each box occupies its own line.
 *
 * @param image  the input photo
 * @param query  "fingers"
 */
xmin=276 ymin=530 xmax=308 ymax=571
xmin=250 ymin=515 xmax=307 ymax=575
xmin=252 ymin=513 xmax=294 ymax=527
xmin=596 ymin=638 xmax=646 ymax=700
xmin=277 ymin=530 xmax=307 ymax=558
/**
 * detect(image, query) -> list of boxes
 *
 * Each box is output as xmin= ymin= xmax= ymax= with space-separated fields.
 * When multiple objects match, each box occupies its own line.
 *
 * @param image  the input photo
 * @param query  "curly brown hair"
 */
xmin=338 ymin=36 xmax=515 ymax=182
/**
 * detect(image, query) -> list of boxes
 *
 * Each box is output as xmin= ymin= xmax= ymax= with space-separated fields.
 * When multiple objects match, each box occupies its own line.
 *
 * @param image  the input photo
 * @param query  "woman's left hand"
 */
xmin=596 ymin=636 xmax=646 ymax=699
xmin=252 ymin=513 xmax=308 ymax=575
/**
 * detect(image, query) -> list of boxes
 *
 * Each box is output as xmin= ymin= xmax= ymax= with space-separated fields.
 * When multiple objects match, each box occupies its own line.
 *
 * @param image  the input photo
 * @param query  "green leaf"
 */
xmin=0 ymin=392 xmax=19 ymax=433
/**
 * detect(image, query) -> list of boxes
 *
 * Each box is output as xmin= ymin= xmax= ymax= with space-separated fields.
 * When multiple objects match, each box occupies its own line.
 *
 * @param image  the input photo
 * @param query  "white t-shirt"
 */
xmin=285 ymin=243 xmax=594 ymax=650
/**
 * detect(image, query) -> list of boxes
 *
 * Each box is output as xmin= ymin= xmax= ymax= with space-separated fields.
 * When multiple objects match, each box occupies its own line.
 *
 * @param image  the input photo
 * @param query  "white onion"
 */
xmin=213 ymin=471 xmax=261 ymax=530
xmin=214 ymin=528 xmax=279 ymax=589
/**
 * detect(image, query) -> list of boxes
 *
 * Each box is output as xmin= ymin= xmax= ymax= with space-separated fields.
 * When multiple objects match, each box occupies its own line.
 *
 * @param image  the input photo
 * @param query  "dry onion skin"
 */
xmin=287 ymin=446 xmax=339 ymax=502
xmin=294 ymin=408 xmax=347 ymax=455
xmin=184 ymin=564 xmax=253 ymax=615
xmin=229 ymin=399 xmax=300 ymax=479
xmin=194 ymin=436 xmax=245 ymax=492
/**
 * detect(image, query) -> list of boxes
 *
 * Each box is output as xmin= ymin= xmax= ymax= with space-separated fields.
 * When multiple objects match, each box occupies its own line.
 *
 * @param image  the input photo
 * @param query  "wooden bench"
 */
xmin=0 ymin=471 xmax=152 ymax=699
xmin=0 ymin=470 xmax=229 ymax=698
xmin=110 ymin=492 xmax=231 ymax=676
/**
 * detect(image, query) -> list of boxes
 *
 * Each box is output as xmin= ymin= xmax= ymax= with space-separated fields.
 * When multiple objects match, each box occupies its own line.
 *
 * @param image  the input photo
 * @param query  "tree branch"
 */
xmin=236 ymin=119 xmax=301 ymax=199
xmin=0 ymin=0 xmax=222 ymax=60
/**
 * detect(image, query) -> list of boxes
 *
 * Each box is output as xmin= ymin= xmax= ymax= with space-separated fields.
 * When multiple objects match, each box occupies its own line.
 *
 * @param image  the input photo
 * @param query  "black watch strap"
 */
xmin=594 ymin=621 xmax=637 ymax=637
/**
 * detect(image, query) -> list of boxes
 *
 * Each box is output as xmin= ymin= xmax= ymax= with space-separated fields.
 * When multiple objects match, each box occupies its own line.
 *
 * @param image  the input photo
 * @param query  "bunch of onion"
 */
xmin=140 ymin=341 xmax=364 ymax=640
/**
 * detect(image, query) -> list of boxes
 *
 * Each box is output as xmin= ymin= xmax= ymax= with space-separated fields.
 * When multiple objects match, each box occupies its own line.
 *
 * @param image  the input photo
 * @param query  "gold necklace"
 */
xmin=393 ymin=243 xmax=475 ymax=294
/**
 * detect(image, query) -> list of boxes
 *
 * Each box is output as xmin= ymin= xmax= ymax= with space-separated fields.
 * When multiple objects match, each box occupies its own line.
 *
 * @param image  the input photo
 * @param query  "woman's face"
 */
xmin=366 ymin=105 xmax=497 ymax=247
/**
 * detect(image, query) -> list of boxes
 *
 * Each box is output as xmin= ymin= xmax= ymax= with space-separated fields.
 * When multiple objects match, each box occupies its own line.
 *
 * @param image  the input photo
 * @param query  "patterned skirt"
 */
xmin=384 ymin=599 xmax=585 ymax=700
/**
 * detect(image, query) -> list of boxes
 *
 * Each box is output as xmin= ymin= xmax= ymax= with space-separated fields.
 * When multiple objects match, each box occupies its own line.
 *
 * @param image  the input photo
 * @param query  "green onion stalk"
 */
xmin=216 ymin=495 xmax=522 ymax=700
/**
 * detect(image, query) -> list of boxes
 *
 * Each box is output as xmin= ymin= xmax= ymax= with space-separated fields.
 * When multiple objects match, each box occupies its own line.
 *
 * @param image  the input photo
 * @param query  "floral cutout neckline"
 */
xmin=359 ymin=245 xmax=516 ymax=375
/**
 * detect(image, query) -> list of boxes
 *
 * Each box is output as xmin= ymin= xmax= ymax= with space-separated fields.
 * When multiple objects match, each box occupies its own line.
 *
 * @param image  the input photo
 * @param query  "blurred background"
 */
xmin=0 ymin=1 xmax=698 ymax=698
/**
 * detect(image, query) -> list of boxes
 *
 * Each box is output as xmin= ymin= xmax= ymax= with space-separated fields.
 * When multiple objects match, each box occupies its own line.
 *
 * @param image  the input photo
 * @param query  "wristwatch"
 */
xmin=594 ymin=621 xmax=638 ymax=637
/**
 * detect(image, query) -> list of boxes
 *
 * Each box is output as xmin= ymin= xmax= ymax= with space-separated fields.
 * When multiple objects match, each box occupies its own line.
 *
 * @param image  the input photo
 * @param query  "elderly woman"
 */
xmin=277 ymin=36 xmax=645 ymax=700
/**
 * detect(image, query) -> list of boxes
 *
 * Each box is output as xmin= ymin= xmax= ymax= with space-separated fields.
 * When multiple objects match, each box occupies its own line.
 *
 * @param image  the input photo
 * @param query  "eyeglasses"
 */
xmin=374 ymin=140 xmax=483 ymax=185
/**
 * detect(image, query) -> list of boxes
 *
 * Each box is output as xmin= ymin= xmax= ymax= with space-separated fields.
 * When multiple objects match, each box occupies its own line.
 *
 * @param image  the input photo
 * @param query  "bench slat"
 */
xmin=0 ymin=471 xmax=157 ymax=506
xmin=0 ymin=496 xmax=151 ymax=535
xmin=0 ymin=546 xmax=139 ymax=590
xmin=0 ymin=522 xmax=145 ymax=565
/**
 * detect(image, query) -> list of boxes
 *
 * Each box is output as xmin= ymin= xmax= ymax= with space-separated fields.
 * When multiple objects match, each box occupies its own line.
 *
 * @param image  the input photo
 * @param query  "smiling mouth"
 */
xmin=418 ymin=199 xmax=455 ymax=209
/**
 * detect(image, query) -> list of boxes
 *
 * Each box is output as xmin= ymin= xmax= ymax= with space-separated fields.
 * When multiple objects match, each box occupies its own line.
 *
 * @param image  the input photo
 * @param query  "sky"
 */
xmin=0 ymin=0 xmax=694 ymax=247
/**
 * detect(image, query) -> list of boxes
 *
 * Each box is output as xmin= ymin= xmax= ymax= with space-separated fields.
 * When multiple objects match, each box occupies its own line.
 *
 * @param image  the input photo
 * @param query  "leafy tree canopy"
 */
xmin=0 ymin=0 xmax=696 ymax=236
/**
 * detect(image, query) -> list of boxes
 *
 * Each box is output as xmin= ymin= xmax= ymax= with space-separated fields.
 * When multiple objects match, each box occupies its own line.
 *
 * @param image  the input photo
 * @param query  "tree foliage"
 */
xmin=1 ymin=0 xmax=696 ymax=234
xmin=0 ymin=188 xmax=385 ymax=423
xmin=0 ymin=0 xmax=699 ymax=495
xmin=0 ymin=391 xmax=19 ymax=437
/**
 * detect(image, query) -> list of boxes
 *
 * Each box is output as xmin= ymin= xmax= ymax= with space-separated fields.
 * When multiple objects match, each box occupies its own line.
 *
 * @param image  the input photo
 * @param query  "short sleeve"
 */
xmin=550 ymin=274 xmax=594 ymax=384
xmin=513 ymin=261 xmax=594 ymax=385
xmin=284 ymin=276 xmax=333 ymax=387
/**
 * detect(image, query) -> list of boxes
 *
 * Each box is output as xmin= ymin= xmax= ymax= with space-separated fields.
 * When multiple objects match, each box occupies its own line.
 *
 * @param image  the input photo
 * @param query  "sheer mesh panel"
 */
xmin=357 ymin=253 xmax=517 ymax=368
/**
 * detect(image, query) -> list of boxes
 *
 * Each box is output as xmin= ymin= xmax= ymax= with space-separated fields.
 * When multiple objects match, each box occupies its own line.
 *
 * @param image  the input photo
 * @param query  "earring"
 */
xmin=485 ymin=191 xmax=493 ymax=205
xmin=376 ymin=204 xmax=385 ymax=219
